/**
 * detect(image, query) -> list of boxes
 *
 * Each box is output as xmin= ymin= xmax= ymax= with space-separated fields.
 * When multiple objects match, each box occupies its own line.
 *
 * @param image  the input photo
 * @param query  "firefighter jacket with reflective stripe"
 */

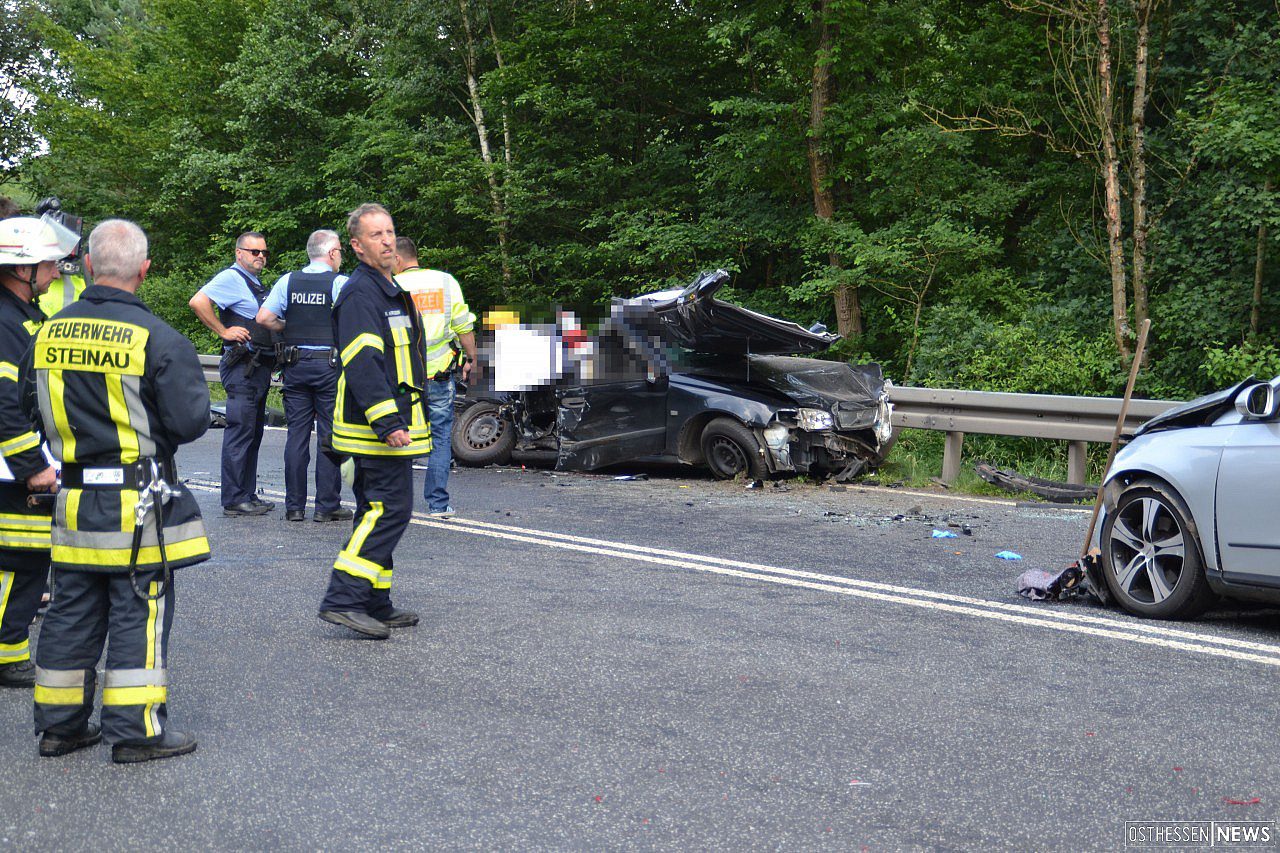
xmin=24 ymin=285 xmax=213 ymax=573
xmin=37 ymin=271 xmax=87 ymax=318
xmin=282 ymin=270 xmax=337 ymax=348
xmin=0 ymin=286 xmax=52 ymax=552
xmin=395 ymin=267 xmax=476 ymax=377
xmin=331 ymin=262 xmax=431 ymax=457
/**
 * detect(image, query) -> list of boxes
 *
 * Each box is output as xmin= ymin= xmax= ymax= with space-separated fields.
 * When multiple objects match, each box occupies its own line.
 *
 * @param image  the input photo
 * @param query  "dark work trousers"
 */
xmin=34 ymin=568 xmax=174 ymax=745
xmin=0 ymin=553 xmax=48 ymax=665
xmin=219 ymin=353 xmax=274 ymax=508
xmin=282 ymin=355 xmax=343 ymax=514
xmin=320 ymin=456 xmax=414 ymax=619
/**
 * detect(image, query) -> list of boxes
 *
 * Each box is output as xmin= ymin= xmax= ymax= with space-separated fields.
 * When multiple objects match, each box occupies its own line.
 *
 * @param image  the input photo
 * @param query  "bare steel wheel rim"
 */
xmin=465 ymin=411 xmax=506 ymax=451
xmin=1107 ymin=496 xmax=1187 ymax=605
xmin=707 ymin=436 xmax=748 ymax=477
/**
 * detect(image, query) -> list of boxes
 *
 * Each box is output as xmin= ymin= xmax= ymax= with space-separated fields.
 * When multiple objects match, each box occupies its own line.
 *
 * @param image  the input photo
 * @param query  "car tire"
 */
xmin=451 ymin=402 xmax=515 ymax=467
xmin=700 ymin=417 xmax=768 ymax=481
xmin=1100 ymin=482 xmax=1216 ymax=619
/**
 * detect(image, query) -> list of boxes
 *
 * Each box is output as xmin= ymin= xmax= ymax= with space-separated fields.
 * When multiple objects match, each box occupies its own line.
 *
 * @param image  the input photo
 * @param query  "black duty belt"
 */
xmin=295 ymin=348 xmax=335 ymax=360
xmin=61 ymin=458 xmax=177 ymax=490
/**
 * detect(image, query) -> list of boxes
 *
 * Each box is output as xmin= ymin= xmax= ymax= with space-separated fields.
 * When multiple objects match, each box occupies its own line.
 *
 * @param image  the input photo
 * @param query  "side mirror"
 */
xmin=1234 ymin=383 xmax=1277 ymax=420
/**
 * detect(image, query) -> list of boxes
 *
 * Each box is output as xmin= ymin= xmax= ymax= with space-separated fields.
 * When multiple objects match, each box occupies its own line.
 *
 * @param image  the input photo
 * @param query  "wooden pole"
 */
xmin=1081 ymin=318 xmax=1152 ymax=558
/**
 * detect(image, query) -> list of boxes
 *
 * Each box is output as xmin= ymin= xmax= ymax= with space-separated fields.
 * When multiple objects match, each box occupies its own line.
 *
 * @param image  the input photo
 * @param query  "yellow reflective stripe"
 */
xmin=0 ymin=640 xmax=31 ymax=663
xmin=52 ymin=536 xmax=210 ymax=567
xmin=333 ymin=551 xmax=381 ymax=584
xmin=144 ymin=580 xmax=160 ymax=736
xmin=0 ymin=532 xmax=52 ymax=549
xmin=0 ymin=361 xmax=17 ymax=382
xmin=0 ymin=513 xmax=51 ymax=529
xmin=348 ymin=501 xmax=383 ymax=555
xmin=340 ymin=333 xmax=384 ymax=366
xmin=102 ymin=685 xmax=168 ymax=706
xmin=34 ymin=685 xmax=84 ymax=705
xmin=375 ymin=567 xmax=393 ymax=590
xmin=390 ymin=327 xmax=412 ymax=385
xmin=48 ymin=371 xmax=76 ymax=462
xmin=105 ymin=373 xmax=139 ymax=464
xmin=22 ymin=320 xmax=40 ymax=335
xmin=363 ymin=399 xmax=398 ymax=423
xmin=65 ymin=488 xmax=81 ymax=532
xmin=120 ymin=489 xmax=137 ymax=535
xmin=0 ymin=430 xmax=40 ymax=456
xmin=330 ymin=435 xmax=431 ymax=456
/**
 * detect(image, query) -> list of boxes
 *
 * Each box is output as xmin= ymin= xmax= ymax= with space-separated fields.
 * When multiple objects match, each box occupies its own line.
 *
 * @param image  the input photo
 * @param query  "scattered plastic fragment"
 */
xmin=961 ymin=524 xmax=973 ymax=535
xmin=1223 ymin=797 xmax=1261 ymax=805
xmin=613 ymin=474 xmax=648 ymax=481
xmin=932 ymin=529 xmax=958 ymax=539
xmin=824 ymin=511 xmax=848 ymax=518
xmin=848 ymin=779 xmax=873 ymax=787
xmin=1017 ymin=564 xmax=1084 ymax=600
xmin=995 ymin=550 xmax=1023 ymax=560
xmin=594 ymin=795 xmax=605 ymax=803
xmin=746 ymin=480 xmax=764 ymax=490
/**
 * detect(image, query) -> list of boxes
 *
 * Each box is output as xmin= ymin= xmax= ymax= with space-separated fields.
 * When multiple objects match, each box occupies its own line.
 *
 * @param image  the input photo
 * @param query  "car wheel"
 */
xmin=700 ymin=417 xmax=767 ymax=481
xmin=451 ymin=402 xmax=515 ymax=466
xmin=1100 ymin=482 xmax=1215 ymax=619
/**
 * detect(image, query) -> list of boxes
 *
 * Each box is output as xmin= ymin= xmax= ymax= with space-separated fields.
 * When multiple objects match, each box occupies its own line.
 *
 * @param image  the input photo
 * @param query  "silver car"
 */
xmin=1096 ymin=377 xmax=1280 ymax=619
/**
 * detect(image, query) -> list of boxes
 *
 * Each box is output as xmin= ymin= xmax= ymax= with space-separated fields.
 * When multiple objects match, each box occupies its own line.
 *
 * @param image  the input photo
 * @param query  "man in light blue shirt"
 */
xmin=256 ymin=230 xmax=351 ymax=523
xmin=188 ymin=231 xmax=277 ymax=516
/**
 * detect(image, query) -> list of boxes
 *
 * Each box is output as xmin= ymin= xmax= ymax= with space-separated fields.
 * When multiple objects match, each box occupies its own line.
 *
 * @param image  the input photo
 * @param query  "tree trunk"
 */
xmin=1130 ymin=0 xmax=1153 ymax=344
xmin=459 ymin=0 xmax=512 ymax=296
xmin=806 ymin=0 xmax=861 ymax=338
xmin=1252 ymin=178 xmax=1272 ymax=338
xmin=1096 ymin=0 xmax=1131 ymax=363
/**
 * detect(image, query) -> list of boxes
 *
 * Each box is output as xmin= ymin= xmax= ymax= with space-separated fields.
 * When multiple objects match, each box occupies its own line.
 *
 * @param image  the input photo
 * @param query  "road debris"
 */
xmin=612 ymin=474 xmax=648 ymax=481
xmin=931 ymin=529 xmax=958 ymax=539
xmin=994 ymin=550 xmax=1023 ymax=560
xmin=1016 ymin=564 xmax=1086 ymax=601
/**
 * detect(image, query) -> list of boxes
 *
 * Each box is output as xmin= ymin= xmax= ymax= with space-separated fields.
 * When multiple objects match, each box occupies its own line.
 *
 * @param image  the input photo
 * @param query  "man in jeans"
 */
xmin=392 ymin=238 xmax=476 ymax=518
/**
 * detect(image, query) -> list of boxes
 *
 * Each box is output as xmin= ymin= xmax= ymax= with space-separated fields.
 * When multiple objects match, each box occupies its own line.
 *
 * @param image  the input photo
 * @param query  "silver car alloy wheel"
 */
xmin=1106 ymin=495 xmax=1187 ymax=605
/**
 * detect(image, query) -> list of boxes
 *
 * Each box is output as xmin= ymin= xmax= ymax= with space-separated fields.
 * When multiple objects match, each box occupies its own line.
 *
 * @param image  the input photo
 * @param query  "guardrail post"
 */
xmin=1067 ymin=440 xmax=1088 ymax=485
xmin=941 ymin=431 xmax=964 ymax=484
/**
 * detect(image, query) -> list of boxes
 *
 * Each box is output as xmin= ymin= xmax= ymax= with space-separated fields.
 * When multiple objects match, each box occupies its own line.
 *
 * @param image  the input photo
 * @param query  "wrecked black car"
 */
xmin=452 ymin=270 xmax=894 ymax=481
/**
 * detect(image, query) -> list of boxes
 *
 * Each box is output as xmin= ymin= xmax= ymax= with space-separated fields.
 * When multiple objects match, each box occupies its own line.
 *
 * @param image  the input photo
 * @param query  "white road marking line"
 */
xmin=186 ymin=480 xmax=1280 ymax=667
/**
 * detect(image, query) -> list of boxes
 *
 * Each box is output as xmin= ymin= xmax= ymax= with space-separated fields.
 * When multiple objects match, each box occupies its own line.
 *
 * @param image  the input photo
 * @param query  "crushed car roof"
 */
xmin=629 ymin=270 xmax=840 ymax=356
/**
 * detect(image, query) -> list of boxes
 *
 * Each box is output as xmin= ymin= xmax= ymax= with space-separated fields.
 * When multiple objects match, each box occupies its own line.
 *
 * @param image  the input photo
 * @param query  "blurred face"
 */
xmin=350 ymin=213 xmax=396 ymax=276
xmin=235 ymin=235 xmax=269 ymax=275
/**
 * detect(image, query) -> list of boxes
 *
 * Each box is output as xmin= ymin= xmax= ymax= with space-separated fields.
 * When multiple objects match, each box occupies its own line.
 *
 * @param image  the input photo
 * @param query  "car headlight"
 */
xmin=797 ymin=408 xmax=834 ymax=431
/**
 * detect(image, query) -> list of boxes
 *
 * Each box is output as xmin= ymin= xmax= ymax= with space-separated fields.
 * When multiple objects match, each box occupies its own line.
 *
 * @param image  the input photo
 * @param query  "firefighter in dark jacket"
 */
xmin=0 ymin=216 xmax=77 ymax=688
xmin=318 ymin=204 xmax=429 ymax=639
xmin=25 ymin=219 xmax=212 ymax=763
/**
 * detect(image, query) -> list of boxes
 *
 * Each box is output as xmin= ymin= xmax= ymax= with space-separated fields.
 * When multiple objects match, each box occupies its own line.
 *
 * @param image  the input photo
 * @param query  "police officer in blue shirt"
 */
xmin=255 ymin=230 xmax=354 ymax=523
xmin=188 ymin=232 xmax=277 ymax=517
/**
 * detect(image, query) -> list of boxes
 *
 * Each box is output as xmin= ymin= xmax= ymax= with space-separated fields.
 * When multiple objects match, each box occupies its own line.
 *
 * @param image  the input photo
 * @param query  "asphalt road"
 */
xmin=1 ymin=428 xmax=1276 ymax=850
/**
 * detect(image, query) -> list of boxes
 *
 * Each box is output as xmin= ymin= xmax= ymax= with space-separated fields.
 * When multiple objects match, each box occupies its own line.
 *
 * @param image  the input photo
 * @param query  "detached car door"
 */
xmin=555 ymin=320 xmax=670 ymax=471
xmin=1215 ymin=416 xmax=1280 ymax=587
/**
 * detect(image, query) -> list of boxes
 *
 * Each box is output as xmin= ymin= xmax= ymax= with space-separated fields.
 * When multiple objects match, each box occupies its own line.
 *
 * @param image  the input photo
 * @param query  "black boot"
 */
xmin=0 ymin=660 xmax=35 ymax=688
xmin=112 ymin=729 xmax=198 ymax=765
xmin=39 ymin=723 xmax=103 ymax=757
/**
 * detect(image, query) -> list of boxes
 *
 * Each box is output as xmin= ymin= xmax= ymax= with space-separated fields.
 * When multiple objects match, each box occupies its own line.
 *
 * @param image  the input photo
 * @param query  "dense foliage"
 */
xmin=5 ymin=0 xmax=1278 ymax=397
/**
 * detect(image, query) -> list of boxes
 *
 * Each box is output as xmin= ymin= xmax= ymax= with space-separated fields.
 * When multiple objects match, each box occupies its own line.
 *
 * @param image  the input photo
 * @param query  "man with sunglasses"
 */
xmin=189 ymin=232 xmax=278 ymax=517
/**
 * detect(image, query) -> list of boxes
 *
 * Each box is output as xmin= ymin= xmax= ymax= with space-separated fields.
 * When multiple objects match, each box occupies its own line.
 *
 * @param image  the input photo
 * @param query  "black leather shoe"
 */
xmin=249 ymin=497 xmax=276 ymax=510
xmin=313 ymin=508 xmax=355 ymax=523
xmin=39 ymin=723 xmax=102 ymax=757
xmin=318 ymin=610 xmax=390 ymax=639
xmin=285 ymin=509 xmax=306 ymax=522
xmin=0 ymin=660 xmax=35 ymax=688
xmin=223 ymin=501 xmax=272 ymax=517
xmin=112 ymin=729 xmax=197 ymax=764
xmin=381 ymin=609 xmax=420 ymax=628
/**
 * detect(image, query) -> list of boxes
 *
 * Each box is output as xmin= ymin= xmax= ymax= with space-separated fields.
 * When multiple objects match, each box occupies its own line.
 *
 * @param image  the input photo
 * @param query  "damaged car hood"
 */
xmin=745 ymin=356 xmax=885 ymax=409
xmin=632 ymin=270 xmax=840 ymax=356
xmin=1133 ymin=377 xmax=1258 ymax=437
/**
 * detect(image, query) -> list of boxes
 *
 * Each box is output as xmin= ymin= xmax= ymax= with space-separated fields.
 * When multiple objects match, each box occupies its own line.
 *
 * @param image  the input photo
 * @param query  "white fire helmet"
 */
xmin=0 ymin=215 xmax=79 ymax=267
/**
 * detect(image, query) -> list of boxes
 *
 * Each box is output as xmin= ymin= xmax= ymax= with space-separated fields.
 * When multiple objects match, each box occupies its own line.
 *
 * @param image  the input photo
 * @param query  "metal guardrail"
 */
xmin=886 ymin=385 xmax=1182 ymax=485
xmin=201 ymin=353 xmax=1184 ymax=485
